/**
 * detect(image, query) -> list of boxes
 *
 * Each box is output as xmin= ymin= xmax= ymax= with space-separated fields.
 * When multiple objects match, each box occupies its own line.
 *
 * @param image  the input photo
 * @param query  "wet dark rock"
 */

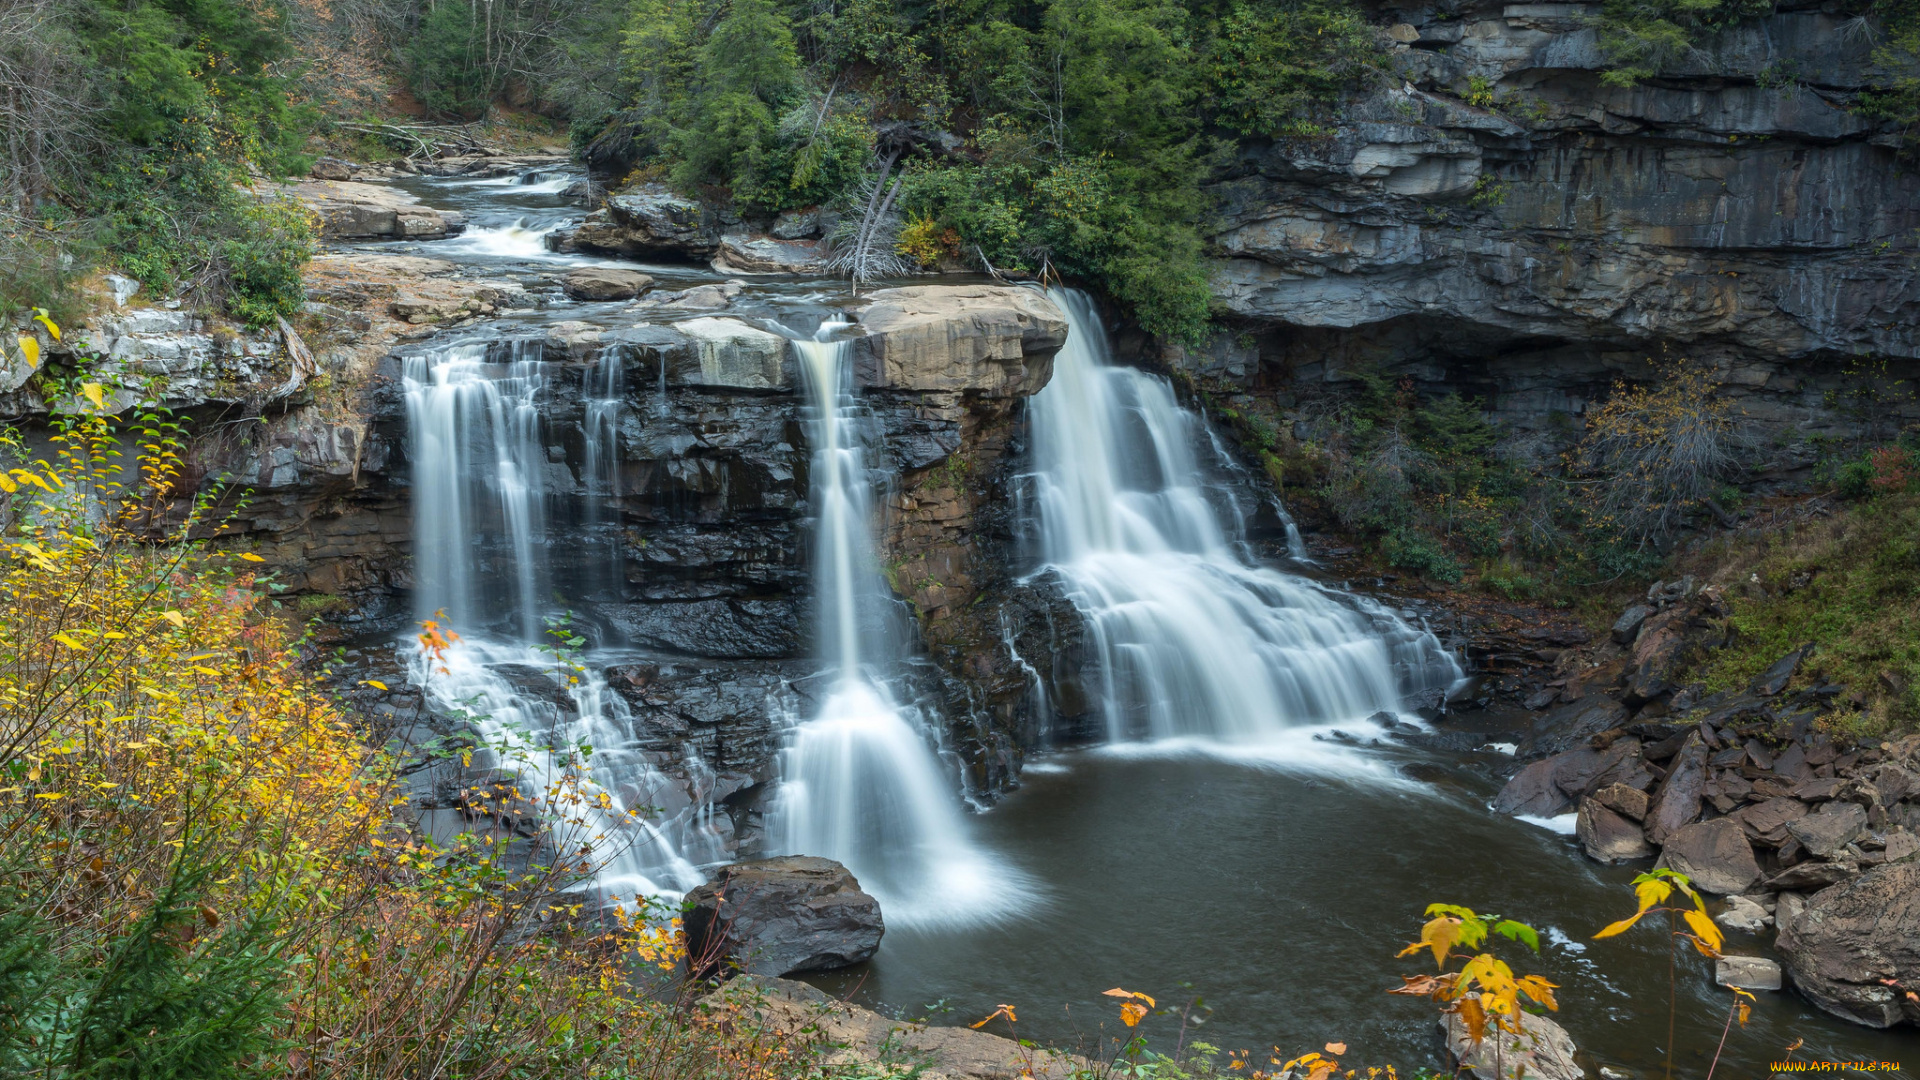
xmin=1516 ymin=696 xmax=1630 ymax=758
xmin=1645 ymin=732 xmax=1708 ymax=846
xmin=605 ymin=599 xmax=803 ymax=660
xmin=1752 ymin=646 xmax=1812 ymax=696
xmin=1778 ymin=859 xmax=1920 ymax=1028
xmin=1578 ymin=798 xmax=1654 ymax=863
xmin=1787 ymin=801 xmax=1870 ymax=859
xmin=1660 ymin=818 xmax=1762 ymax=895
xmin=684 ymin=856 xmax=884 ymax=977
xmin=1611 ymin=604 xmax=1652 ymax=645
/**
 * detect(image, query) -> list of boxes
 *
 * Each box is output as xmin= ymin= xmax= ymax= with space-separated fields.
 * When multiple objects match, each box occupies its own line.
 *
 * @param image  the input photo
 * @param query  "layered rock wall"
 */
xmin=1194 ymin=1 xmax=1920 ymax=473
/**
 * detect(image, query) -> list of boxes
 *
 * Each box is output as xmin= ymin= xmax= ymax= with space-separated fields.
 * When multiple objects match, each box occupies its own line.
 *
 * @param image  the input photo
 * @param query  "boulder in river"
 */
xmin=280 ymin=179 xmax=465 ymax=240
xmin=1777 ymin=858 xmax=1920 ymax=1028
xmin=852 ymin=285 xmax=1067 ymax=397
xmin=1439 ymin=1006 xmax=1581 ymax=1080
xmin=684 ymin=856 xmax=884 ymax=977
xmin=1577 ymin=798 xmax=1654 ymax=863
xmin=713 ymin=234 xmax=827 ymax=274
xmin=562 ymin=266 xmax=654 ymax=301
xmin=1659 ymin=817 xmax=1761 ymax=895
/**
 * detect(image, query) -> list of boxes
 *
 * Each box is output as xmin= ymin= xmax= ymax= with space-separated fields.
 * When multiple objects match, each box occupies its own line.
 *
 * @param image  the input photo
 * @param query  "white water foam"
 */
xmin=768 ymin=326 xmax=1035 ymax=928
xmin=403 ymin=336 xmax=716 ymax=902
xmin=1029 ymin=289 xmax=1464 ymax=755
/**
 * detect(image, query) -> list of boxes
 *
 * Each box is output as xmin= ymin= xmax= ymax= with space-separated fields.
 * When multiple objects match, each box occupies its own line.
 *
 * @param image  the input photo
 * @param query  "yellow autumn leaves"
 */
xmin=1593 ymin=868 xmax=1726 ymax=958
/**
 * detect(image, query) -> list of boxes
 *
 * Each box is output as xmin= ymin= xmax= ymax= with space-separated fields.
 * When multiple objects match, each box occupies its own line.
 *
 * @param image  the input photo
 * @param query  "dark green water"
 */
xmin=805 ymin=745 xmax=1914 ymax=1078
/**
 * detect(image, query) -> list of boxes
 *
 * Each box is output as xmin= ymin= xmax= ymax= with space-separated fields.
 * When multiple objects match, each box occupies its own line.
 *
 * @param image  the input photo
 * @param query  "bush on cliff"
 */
xmin=0 ymin=0 xmax=314 ymax=324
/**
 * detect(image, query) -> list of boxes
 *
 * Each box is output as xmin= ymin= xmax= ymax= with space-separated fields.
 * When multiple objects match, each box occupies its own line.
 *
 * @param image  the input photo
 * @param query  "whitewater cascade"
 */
xmin=402 ymin=337 xmax=715 ymax=901
xmin=1030 ymin=289 xmax=1462 ymax=745
xmin=770 ymin=326 xmax=1029 ymax=926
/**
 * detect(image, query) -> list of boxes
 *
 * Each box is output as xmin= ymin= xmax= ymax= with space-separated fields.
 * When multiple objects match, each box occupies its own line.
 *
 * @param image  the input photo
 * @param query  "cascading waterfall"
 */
xmin=402 ymin=337 xmax=711 ymax=901
xmin=1030 ymin=289 xmax=1462 ymax=748
xmin=770 ymin=326 xmax=1031 ymax=926
xmin=581 ymin=351 xmax=626 ymax=599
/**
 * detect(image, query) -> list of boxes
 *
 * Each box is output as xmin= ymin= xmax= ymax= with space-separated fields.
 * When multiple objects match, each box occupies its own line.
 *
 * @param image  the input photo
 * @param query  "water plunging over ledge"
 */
xmin=400 ymin=335 xmax=717 ymax=901
xmin=769 ymin=326 xmax=1033 ymax=927
xmin=1029 ymin=288 xmax=1463 ymax=752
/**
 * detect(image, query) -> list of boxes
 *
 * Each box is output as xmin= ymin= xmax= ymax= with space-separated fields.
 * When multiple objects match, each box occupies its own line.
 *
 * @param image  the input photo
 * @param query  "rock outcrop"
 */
xmin=1172 ymin=1 xmax=1920 ymax=483
xmin=684 ymin=856 xmax=884 ymax=977
xmin=1778 ymin=858 xmax=1920 ymax=1028
xmin=277 ymin=179 xmax=467 ymax=241
xmin=852 ymin=286 xmax=1067 ymax=398
xmin=548 ymin=183 xmax=722 ymax=259
xmin=562 ymin=266 xmax=654 ymax=301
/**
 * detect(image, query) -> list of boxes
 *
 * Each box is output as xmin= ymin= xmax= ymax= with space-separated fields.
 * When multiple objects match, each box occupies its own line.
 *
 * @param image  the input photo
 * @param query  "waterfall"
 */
xmin=402 ymin=337 xmax=712 ymax=902
xmin=1030 ymin=290 xmax=1462 ymax=748
xmin=770 ymin=327 xmax=1032 ymax=926
xmin=582 ymin=350 xmax=625 ymax=600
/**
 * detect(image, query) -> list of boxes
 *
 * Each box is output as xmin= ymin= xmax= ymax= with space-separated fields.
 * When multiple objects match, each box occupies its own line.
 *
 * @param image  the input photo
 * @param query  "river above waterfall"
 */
xmin=352 ymin=170 xmax=1912 ymax=1078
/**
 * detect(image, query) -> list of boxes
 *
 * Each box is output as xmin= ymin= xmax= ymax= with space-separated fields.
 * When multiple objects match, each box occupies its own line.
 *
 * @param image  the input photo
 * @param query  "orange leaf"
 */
xmin=1594 ymin=911 xmax=1645 ymax=939
xmin=1325 ymin=1042 xmax=1347 ymax=1055
xmin=1682 ymin=908 xmax=1724 ymax=956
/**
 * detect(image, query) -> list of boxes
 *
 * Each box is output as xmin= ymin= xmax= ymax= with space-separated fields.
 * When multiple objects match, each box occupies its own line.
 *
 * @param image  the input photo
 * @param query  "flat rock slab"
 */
xmin=278 ymin=179 xmax=464 ymax=240
xmin=1717 ymin=954 xmax=1783 ymax=991
xmin=701 ymin=976 xmax=1085 ymax=1079
xmin=685 ymin=857 xmax=883 ymax=978
xmin=852 ymin=286 xmax=1066 ymax=397
xmin=563 ymin=266 xmax=654 ymax=301
xmin=1787 ymin=801 xmax=1868 ymax=859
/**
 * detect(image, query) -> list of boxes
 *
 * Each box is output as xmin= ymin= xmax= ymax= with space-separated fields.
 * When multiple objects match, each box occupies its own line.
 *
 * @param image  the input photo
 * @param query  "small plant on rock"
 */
xmin=1389 ymin=904 xmax=1558 ymax=1077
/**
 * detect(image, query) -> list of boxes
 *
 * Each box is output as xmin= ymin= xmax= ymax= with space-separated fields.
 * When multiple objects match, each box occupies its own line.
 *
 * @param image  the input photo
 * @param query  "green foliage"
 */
xmin=1382 ymin=526 xmax=1464 ymax=582
xmin=1204 ymin=0 xmax=1385 ymax=138
xmin=1687 ymin=492 xmax=1920 ymax=736
xmin=1594 ymin=0 xmax=1773 ymax=86
xmin=406 ymin=3 xmax=505 ymax=118
xmin=92 ymin=138 xmax=316 ymax=326
xmin=0 ymin=0 xmax=313 ymax=319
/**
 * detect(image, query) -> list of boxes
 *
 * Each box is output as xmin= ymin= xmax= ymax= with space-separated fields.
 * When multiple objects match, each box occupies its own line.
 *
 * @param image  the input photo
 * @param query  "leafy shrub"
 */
xmin=0 ymin=354 xmax=838 ymax=1079
xmin=1204 ymin=0 xmax=1387 ymax=138
xmin=1382 ymin=525 xmax=1463 ymax=583
xmin=1572 ymin=363 xmax=1746 ymax=548
xmin=1595 ymin=0 xmax=1772 ymax=86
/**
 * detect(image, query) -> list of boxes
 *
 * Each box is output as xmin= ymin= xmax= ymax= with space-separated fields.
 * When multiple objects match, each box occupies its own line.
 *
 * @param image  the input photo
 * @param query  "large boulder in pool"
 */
xmin=1777 ymin=858 xmax=1920 ymax=1028
xmin=851 ymin=286 xmax=1066 ymax=398
xmin=684 ymin=856 xmax=884 ymax=978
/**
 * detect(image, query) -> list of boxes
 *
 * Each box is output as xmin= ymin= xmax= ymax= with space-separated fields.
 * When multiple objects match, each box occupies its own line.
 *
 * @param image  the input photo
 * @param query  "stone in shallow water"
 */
xmin=684 ymin=856 xmax=884 ymax=977
xmin=1579 ymin=798 xmax=1654 ymax=863
xmin=562 ymin=266 xmax=654 ymax=301
xmin=1716 ymin=954 xmax=1782 ymax=991
xmin=1716 ymin=893 xmax=1772 ymax=934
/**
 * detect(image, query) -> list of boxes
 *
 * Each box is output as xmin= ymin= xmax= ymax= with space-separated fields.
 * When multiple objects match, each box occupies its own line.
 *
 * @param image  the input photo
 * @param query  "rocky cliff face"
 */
xmin=1195 ymin=1 xmax=1920 ymax=473
xmin=19 ymin=261 xmax=1085 ymax=813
